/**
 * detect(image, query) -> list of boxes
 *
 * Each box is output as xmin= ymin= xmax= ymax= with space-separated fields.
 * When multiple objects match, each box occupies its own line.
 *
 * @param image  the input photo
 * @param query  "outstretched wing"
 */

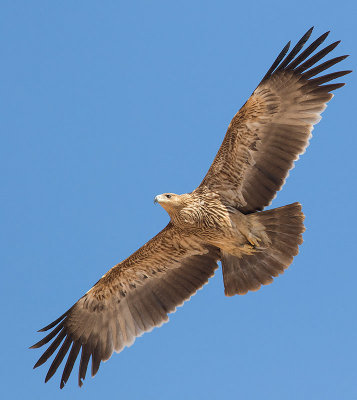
xmin=198 ymin=28 xmax=351 ymax=213
xmin=31 ymin=224 xmax=219 ymax=388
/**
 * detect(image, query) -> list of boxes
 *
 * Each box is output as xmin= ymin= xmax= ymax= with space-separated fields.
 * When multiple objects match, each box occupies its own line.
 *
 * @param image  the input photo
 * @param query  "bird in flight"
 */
xmin=31 ymin=27 xmax=350 ymax=388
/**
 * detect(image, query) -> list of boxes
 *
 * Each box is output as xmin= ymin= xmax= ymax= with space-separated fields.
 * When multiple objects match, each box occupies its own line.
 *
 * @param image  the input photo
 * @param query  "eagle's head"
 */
xmin=154 ymin=193 xmax=190 ymax=215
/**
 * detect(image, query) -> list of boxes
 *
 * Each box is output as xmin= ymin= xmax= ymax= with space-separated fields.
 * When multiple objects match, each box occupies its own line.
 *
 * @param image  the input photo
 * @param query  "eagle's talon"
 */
xmin=247 ymin=234 xmax=261 ymax=248
xmin=240 ymin=244 xmax=256 ymax=255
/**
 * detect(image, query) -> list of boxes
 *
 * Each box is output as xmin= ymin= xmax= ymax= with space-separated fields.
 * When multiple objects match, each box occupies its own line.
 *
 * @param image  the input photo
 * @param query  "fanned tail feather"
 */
xmin=222 ymin=203 xmax=305 ymax=296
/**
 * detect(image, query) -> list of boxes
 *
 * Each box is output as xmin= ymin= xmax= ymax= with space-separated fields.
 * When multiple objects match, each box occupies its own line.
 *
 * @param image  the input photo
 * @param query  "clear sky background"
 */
xmin=1 ymin=1 xmax=356 ymax=399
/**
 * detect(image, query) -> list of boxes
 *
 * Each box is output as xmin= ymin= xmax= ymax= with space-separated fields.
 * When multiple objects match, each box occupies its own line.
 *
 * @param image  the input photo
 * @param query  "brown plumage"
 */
xmin=31 ymin=27 xmax=350 ymax=388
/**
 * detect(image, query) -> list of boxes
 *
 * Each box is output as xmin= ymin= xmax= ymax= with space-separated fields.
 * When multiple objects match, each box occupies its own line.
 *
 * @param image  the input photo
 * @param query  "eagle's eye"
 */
xmin=166 ymin=194 xmax=172 ymax=199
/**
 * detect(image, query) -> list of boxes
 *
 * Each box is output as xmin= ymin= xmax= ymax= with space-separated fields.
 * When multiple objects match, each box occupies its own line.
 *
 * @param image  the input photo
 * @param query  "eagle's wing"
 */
xmin=31 ymin=223 xmax=219 ymax=388
xmin=198 ymin=28 xmax=351 ymax=213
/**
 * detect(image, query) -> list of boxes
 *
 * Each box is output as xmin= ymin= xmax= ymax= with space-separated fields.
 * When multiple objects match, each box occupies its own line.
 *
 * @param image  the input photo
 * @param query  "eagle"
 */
xmin=31 ymin=27 xmax=350 ymax=388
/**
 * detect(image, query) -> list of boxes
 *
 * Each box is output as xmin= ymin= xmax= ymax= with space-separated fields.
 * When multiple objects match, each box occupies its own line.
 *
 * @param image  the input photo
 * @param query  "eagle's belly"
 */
xmin=204 ymin=226 xmax=251 ymax=256
xmin=200 ymin=208 xmax=263 ymax=257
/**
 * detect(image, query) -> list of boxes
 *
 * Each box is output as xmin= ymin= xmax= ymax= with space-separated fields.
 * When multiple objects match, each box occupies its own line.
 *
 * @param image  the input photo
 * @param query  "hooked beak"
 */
xmin=154 ymin=196 xmax=159 ymax=205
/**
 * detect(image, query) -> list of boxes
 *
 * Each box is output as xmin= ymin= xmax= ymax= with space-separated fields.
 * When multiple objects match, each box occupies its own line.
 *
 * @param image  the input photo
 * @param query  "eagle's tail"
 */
xmin=222 ymin=202 xmax=305 ymax=296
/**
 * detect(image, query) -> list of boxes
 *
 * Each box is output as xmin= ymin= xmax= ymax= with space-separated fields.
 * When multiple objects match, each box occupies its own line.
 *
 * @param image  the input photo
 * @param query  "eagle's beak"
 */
xmin=154 ymin=196 xmax=159 ymax=205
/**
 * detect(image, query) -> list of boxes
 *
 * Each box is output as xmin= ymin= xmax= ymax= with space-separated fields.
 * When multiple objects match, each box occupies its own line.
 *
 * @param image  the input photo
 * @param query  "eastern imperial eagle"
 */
xmin=31 ymin=27 xmax=350 ymax=388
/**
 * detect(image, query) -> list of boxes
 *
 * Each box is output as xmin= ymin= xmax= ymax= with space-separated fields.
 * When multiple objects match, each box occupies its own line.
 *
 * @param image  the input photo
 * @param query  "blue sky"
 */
xmin=1 ymin=1 xmax=356 ymax=399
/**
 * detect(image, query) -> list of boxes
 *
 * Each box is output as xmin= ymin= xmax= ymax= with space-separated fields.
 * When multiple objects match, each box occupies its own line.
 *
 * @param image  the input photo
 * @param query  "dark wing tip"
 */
xmin=259 ymin=28 xmax=350 ymax=93
xmin=31 ymin=309 xmax=78 ymax=386
xmin=303 ymin=26 xmax=314 ymax=41
xmin=318 ymin=82 xmax=346 ymax=91
xmin=276 ymin=28 xmax=315 ymax=72
xmin=37 ymin=309 xmax=71 ymax=332
xmin=260 ymin=41 xmax=291 ymax=83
